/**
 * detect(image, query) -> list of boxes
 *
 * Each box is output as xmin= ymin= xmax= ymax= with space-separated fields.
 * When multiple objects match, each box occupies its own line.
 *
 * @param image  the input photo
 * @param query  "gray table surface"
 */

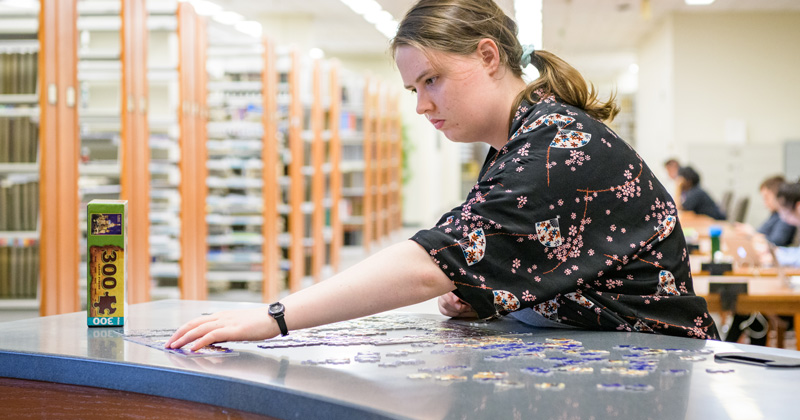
xmin=1 ymin=299 xmax=799 ymax=420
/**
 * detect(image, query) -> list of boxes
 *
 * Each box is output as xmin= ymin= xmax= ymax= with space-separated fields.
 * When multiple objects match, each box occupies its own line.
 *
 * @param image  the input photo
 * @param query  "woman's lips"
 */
xmin=430 ymin=119 xmax=444 ymax=129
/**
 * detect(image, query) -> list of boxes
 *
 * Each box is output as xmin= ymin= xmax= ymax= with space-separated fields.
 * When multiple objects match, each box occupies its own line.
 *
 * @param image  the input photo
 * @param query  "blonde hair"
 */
xmin=391 ymin=0 xmax=619 ymax=122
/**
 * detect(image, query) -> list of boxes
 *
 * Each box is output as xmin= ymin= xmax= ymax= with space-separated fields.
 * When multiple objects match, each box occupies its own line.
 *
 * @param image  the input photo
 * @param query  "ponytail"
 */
xmin=519 ymin=50 xmax=620 ymax=123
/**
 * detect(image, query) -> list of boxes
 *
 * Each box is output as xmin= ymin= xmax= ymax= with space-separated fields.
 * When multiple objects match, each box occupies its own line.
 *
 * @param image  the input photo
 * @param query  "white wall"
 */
xmin=636 ymin=12 xmax=800 ymax=226
xmin=636 ymin=16 xmax=676 ymax=183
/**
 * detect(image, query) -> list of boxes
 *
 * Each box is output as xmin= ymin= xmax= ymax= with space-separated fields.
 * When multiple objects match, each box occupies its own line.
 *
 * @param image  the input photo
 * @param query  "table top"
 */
xmin=1 ymin=300 xmax=799 ymax=420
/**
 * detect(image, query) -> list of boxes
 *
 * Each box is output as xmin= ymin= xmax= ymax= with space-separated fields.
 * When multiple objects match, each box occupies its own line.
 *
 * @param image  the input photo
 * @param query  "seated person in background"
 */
xmin=678 ymin=166 xmax=726 ymax=220
xmin=774 ymin=182 xmax=800 ymax=266
xmin=663 ymin=158 xmax=681 ymax=201
xmin=757 ymin=176 xmax=797 ymax=247
xmin=664 ymin=158 xmax=681 ymax=181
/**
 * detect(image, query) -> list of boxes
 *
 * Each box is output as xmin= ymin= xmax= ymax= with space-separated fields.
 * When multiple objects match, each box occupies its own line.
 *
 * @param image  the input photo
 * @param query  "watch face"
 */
xmin=269 ymin=302 xmax=284 ymax=315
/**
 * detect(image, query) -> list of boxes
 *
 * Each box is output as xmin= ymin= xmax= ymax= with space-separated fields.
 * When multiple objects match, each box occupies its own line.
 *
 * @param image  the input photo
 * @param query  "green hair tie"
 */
xmin=521 ymin=44 xmax=536 ymax=67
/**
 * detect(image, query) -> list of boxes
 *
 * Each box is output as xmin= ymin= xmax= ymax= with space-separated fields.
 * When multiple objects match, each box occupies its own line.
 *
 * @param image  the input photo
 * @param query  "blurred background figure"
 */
xmin=757 ymin=176 xmax=797 ymax=247
xmin=678 ymin=166 xmax=726 ymax=220
xmin=663 ymin=158 xmax=681 ymax=202
xmin=664 ymin=158 xmax=681 ymax=181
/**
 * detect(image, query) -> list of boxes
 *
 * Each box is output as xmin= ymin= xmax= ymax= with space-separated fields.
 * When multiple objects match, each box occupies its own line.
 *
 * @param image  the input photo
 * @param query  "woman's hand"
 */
xmin=437 ymin=292 xmax=478 ymax=318
xmin=165 ymin=307 xmax=279 ymax=352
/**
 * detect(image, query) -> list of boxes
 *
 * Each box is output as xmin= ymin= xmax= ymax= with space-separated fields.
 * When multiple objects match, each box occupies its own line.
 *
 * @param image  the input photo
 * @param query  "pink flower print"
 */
xmin=610 ymin=225 xmax=616 ymax=232
xmin=549 ymin=205 xmax=555 ymax=210
xmin=444 ymin=228 xmax=452 ymax=233
xmin=516 ymin=166 xmax=524 ymax=173
xmin=534 ymin=276 xmax=542 ymax=282
xmin=606 ymin=236 xmax=613 ymax=242
xmin=624 ymin=169 xmax=632 ymax=180
xmin=442 ymin=264 xmax=448 ymax=269
xmin=499 ymin=162 xmax=505 ymax=170
xmin=459 ymin=268 xmax=466 ymax=275
xmin=571 ymin=212 xmax=577 ymax=220
xmin=522 ymin=290 xmax=535 ymax=301
xmin=518 ymin=143 xmax=531 ymax=156
xmin=621 ymin=228 xmax=626 ymax=234
xmin=528 ymin=234 xmax=535 ymax=240
xmin=558 ymin=199 xmax=564 ymax=206
xmin=512 ymin=259 xmax=521 ymax=269
xmin=587 ymin=249 xmax=594 ymax=256
xmin=564 ymin=268 xmax=572 ymax=275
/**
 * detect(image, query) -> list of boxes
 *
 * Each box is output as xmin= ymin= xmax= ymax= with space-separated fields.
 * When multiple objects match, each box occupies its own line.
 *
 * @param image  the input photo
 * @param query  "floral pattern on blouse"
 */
xmin=411 ymin=95 xmax=719 ymax=340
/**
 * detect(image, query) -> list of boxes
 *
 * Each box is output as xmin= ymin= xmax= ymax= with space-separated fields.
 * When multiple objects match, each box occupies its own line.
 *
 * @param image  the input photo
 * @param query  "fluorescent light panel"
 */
xmin=340 ymin=0 xmax=398 ymax=39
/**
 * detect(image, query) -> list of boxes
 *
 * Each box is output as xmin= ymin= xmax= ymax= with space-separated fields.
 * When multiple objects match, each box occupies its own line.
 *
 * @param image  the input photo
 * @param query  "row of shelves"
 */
xmin=0 ymin=0 xmax=403 ymax=314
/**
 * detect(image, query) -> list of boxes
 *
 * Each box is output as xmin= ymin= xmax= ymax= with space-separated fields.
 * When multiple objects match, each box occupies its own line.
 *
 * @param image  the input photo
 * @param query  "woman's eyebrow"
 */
xmin=404 ymin=69 xmax=433 ymax=89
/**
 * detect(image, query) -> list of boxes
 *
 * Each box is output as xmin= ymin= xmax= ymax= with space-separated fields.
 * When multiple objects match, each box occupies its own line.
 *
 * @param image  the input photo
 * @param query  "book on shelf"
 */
xmin=0 ymin=238 xmax=38 ymax=299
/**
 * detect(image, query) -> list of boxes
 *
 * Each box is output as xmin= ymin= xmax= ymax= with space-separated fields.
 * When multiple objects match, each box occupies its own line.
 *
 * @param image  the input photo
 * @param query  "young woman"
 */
xmin=167 ymin=0 xmax=718 ymax=352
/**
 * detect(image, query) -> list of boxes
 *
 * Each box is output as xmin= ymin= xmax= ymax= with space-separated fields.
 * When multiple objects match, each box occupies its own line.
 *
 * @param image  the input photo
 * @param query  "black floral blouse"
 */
xmin=411 ymin=94 xmax=719 ymax=340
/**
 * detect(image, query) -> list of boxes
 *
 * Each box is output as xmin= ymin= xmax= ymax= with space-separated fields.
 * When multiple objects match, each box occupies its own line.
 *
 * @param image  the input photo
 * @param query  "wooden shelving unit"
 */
xmin=39 ymin=0 xmax=81 ymax=315
xmin=0 ymin=4 xmax=41 ymax=307
xmin=0 ymin=0 xmax=396 ymax=313
xmin=340 ymin=77 xmax=402 ymax=252
xmin=176 ymin=1 xmax=207 ymax=300
xmin=204 ymin=20 xmax=267 ymax=292
xmin=146 ymin=0 xmax=181 ymax=295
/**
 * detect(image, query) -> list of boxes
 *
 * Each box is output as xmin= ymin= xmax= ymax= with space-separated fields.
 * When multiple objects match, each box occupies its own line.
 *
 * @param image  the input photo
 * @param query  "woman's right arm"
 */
xmin=166 ymin=240 xmax=456 ymax=351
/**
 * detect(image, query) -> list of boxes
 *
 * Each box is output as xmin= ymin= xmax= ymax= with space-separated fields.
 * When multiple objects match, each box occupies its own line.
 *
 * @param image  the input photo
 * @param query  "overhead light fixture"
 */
xmin=181 ymin=0 xmax=223 ymax=16
xmin=514 ymin=0 xmax=542 ymax=81
xmin=234 ymin=21 xmax=262 ymax=38
xmin=340 ymin=0 xmax=398 ymax=39
xmin=685 ymin=0 xmax=715 ymax=5
xmin=213 ymin=10 xmax=244 ymax=25
xmin=309 ymin=48 xmax=325 ymax=59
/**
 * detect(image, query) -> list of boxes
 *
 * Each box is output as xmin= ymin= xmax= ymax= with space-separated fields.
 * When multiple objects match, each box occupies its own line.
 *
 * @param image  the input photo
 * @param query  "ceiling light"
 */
xmin=340 ymin=0 xmax=397 ymax=39
xmin=213 ymin=11 xmax=244 ymax=25
xmin=186 ymin=0 xmax=223 ymax=16
xmin=234 ymin=21 xmax=262 ymax=38
xmin=309 ymin=48 xmax=325 ymax=59
xmin=341 ymin=0 xmax=381 ymax=16
xmin=515 ymin=0 xmax=542 ymax=49
xmin=685 ymin=0 xmax=715 ymax=5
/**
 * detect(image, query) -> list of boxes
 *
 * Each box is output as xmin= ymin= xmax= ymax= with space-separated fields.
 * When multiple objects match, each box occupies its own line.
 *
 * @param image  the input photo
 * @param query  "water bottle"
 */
xmin=709 ymin=225 xmax=722 ymax=263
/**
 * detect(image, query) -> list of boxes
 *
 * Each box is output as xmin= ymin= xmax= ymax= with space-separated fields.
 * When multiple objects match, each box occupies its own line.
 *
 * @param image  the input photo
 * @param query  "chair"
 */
xmin=719 ymin=191 xmax=733 ymax=216
xmin=728 ymin=196 xmax=749 ymax=224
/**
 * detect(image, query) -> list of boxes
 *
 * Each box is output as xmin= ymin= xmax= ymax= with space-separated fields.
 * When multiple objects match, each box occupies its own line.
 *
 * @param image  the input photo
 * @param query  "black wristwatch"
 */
xmin=268 ymin=302 xmax=288 ymax=336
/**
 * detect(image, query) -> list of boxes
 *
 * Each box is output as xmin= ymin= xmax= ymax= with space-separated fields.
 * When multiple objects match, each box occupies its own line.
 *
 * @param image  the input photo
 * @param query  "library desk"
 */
xmin=2 ymin=300 xmax=800 ymax=420
xmin=693 ymin=274 xmax=800 ymax=350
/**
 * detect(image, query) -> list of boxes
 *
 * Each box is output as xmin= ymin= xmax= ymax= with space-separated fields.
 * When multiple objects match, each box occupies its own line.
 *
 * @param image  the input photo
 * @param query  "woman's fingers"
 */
xmin=166 ymin=307 xmax=274 ymax=351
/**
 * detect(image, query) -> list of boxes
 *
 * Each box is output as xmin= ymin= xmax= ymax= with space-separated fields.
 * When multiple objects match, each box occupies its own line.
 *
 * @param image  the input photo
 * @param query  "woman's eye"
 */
xmin=425 ymin=77 xmax=437 ymax=85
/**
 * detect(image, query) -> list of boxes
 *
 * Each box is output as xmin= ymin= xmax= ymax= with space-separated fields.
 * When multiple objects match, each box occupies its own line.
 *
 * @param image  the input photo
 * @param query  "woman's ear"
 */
xmin=476 ymin=38 xmax=501 ymax=75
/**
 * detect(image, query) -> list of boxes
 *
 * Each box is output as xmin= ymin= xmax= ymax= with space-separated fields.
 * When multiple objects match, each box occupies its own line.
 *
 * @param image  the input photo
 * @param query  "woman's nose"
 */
xmin=415 ymin=91 xmax=432 ymax=115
